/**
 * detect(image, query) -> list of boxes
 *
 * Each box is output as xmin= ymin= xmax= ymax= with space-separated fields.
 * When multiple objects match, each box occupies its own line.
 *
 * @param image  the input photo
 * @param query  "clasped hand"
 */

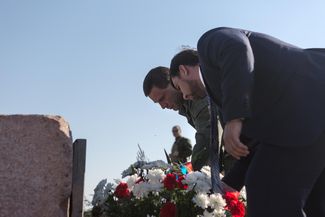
xmin=223 ymin=119 xmax=249 ymax=159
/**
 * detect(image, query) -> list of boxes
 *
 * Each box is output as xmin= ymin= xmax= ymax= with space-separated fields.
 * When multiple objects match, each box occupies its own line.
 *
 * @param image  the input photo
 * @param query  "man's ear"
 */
xmin=178 ymin=65 xmax=188 ymax=77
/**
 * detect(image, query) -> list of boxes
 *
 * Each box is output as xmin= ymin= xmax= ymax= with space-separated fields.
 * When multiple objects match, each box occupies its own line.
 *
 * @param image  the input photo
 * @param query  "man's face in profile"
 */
xmin=171 ymin=76 xmax=206 ymax=101
xmin=148 ymin=84 xmax=183 ymax=110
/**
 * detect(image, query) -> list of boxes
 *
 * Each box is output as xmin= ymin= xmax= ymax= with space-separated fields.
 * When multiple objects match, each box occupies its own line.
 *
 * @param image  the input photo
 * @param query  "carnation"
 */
xmin=163 ymin=173 xmax=178 ymax=190
xmin=133 ymin=182 xmax=152 ymax=198
xmin=147 ymin=168 xmax=165 ymax=183
xmin=193 ymin=192 xmax=210 ymax=209
xmin=114 ymin=182 xmax=130 ymax=198
xmin=126 ymin=174 xmax=139 ymax=190
xmin=202 ymin=209 xmax=226 ymax=217
xmin=91 ymin=164 xmax=246 ymax=217
xmin=209 ymin=193 xmax=226 ymax=210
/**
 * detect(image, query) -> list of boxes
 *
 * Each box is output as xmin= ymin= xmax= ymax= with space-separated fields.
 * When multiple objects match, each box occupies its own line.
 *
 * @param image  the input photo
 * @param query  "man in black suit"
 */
xmin=169 ymin=27 xmax=325 ymax=217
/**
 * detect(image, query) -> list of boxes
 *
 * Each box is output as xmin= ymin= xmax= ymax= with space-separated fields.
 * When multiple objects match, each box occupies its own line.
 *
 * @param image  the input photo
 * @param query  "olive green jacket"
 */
xmin=179 ymin=97 xmax=211 ymax=170
xmin=170 ymin=136 xmax=192 ymax=163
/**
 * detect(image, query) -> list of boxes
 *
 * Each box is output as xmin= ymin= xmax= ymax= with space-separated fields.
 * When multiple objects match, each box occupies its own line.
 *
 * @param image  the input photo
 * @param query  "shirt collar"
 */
xmin=199 ymin=67 xmax=206 ymax=88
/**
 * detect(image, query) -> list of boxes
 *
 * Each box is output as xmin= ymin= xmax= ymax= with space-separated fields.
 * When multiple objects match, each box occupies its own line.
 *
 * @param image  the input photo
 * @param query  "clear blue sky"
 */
xmin=1 ymin=0 xmax=325 ymax=202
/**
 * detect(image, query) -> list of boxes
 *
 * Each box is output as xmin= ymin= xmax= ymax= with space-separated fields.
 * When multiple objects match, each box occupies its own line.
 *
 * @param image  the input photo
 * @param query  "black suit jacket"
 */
xmin=197 ymin=27 xmax=325 ymax=146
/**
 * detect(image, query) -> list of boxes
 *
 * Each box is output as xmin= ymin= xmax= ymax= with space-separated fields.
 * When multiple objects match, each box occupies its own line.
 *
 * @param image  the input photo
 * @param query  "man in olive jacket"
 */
xmin=143 ymin=66 xmax=211 ymax=170
xmin=169 ymin=125 xmax=192 ymax=163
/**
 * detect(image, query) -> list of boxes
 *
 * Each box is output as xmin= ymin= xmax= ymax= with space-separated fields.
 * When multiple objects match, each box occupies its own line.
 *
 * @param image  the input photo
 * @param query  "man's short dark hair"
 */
xmin=170 ymin=49 xmax=199 ymax=78
xmin=143 ymin=66 xmax=170 ymax=96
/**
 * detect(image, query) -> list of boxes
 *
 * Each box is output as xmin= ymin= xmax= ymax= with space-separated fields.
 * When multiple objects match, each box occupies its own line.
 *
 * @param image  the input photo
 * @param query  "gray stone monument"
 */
xmin=0 ymin=115 xmax=73 ymax=217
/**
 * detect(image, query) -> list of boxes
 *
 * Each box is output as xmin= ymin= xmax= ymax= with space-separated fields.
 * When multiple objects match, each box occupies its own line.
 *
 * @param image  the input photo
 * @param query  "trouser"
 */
xmin=245 ymin=132 xmax=325 ymax=217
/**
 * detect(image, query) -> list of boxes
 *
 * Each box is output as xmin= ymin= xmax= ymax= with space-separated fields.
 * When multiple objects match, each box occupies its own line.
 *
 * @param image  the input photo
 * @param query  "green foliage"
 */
xmin=92 ymin=192 xmax=162 ymax=217
xmin=84 ymin=210 xmax=92 ymax=217
xmin=91 ymin=188 xmax=207 ymax=217
xmin=175 ymin=189 xmax=203 ymax=217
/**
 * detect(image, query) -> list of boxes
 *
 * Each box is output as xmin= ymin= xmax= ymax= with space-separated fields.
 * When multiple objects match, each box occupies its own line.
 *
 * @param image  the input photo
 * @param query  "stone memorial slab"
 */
xmin=0 ymin=115 xmax=73 ymax=217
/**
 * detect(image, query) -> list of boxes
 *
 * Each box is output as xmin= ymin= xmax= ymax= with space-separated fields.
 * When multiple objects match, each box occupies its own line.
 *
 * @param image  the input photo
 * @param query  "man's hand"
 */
xmin=223 ymin=119 xmax=249 ymax=159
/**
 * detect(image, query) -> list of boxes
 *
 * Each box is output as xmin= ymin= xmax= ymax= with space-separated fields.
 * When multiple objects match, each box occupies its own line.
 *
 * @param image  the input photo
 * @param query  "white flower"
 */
xmin=147 ymin=169 xmax=165 ymax=183
xmin=212 ymin=210 xmax=226 ymax=217
xmin=209 ymin=193 xmax=226 ymax=210
xmin=213 ymin=209 xmax=227 ymax=217
xmin=184 ymin=167 xmax=217 ymax=193
xmin=148 ymin=182 xmax=164 ymax=192
xmin=129 ymin=169 xmax=164 ymax=198
xmin=193 ymin=192 xmax=210 ymax=209
xmin=126 ymin=174 xmax=139 ymax=190
xmin=133 ymin=182 xmax=152 ymax=198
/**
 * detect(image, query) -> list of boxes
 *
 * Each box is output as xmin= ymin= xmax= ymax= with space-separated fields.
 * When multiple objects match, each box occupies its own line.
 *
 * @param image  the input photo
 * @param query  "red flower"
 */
xmin=223 ymin=191 xmax=239 ymax=202
xmin=114 ymin=182 xmax=130 ymax=198
xmin=229 ymin=201 xmax=245 ymax=217
xmin=177 ymin=175 xmax=188 ymax=190
xmin=223 ymin=192 xmax=245 ymax=217
xmin=160 ymin=201 xmax=177 ymax=217
xmin=163 ymin=173 xmax=177 ymax=190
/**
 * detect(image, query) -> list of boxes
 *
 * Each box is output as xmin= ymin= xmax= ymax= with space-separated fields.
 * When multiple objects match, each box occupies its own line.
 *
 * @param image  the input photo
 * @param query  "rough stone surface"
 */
xmin=0 ymin=115 xmax=73 ymax=217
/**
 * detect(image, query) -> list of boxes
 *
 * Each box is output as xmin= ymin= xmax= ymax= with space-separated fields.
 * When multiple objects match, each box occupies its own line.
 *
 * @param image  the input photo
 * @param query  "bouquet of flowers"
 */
xmin=90 ymin=162 xmax=246 ymax=217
